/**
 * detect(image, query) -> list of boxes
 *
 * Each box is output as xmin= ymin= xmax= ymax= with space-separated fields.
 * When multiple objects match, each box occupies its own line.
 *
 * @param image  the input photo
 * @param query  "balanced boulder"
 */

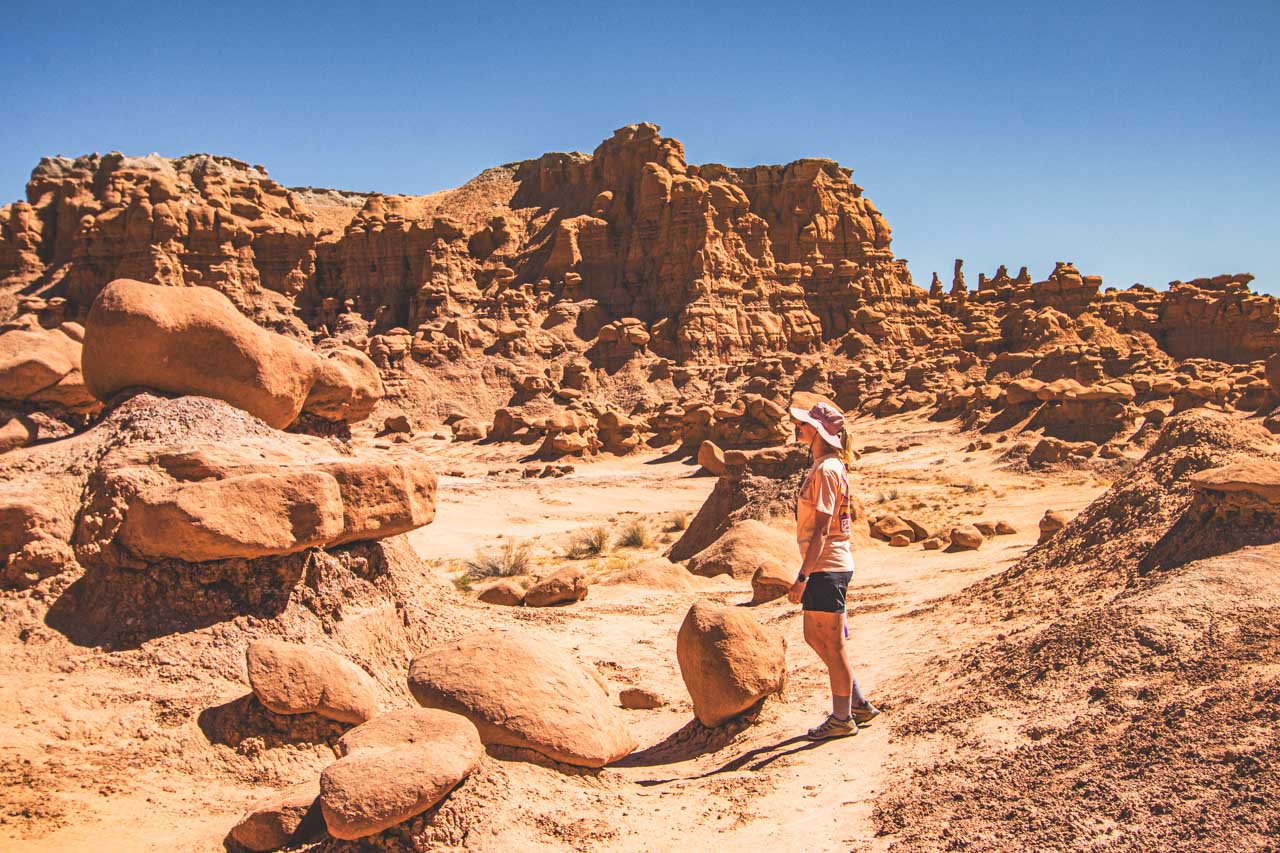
xmin=407 ymin=632 xmax=636 ymax=767
xmin=676 ymin=601 xmax=786 ymax=727
xmin=246 ymin=640 xmax=382 ymax=724
xmin=82 ymin=279 xmax=380 ymax=427
xmin=229 ymin=779 xmax=323 ymax=852
xmin=320 ymin=709 xmax=483 ymax=840
xmin=302 ymin=347 xmax=384 ymax=423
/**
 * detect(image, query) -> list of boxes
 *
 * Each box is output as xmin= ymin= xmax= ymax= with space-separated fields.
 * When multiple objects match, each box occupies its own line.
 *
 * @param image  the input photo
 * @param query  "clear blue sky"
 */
xmin=4 ymin=1 xmax=1277 ymax=296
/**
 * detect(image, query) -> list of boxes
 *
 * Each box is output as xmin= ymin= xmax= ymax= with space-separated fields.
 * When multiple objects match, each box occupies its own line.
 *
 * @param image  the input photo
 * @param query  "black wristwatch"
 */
xmin=796 ymin=574 xmax=808 ymax=583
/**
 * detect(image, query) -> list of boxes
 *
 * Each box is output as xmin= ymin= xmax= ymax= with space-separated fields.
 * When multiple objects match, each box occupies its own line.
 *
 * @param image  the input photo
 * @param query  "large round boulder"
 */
xmin=407 ymin=632 xmax=636 ymax=767
xmin=303 ymin=347 xmax=384 ymax=423
xmin=83 ymin=279 xmax=319 ymax=428
xmin=246 ymin=640 xmax=382 ymax=724
xmin=320 ymin=709 xmax=483 ymax=840
xmin=676 ymin=601 xmax=787 ymax=727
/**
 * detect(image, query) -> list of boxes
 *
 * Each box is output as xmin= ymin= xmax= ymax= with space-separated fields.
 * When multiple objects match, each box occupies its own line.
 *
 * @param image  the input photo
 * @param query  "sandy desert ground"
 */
xmin=0 ymin=412 xmax=1115 ymax=852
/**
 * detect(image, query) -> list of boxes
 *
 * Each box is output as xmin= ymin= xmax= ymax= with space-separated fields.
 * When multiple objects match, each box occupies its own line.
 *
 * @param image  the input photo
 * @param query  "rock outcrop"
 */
xmin=1 ymin=126 xmax=1277 ymax=469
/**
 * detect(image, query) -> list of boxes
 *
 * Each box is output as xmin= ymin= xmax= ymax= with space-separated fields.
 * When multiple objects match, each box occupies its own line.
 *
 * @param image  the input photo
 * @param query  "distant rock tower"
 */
xmin=950 ymin=259 xmax=968 ymax=304
xmin=929 ymin=272 xmax=943 ymax=299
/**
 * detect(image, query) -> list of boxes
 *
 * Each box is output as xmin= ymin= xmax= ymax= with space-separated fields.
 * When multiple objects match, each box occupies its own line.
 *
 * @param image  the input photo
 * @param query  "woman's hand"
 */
xmin=787 ymin=577 xmax=806 ymax=604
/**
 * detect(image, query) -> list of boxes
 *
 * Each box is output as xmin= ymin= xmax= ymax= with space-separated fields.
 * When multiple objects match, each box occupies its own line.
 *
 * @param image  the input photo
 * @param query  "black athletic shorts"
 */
xmin=802 ymin=570 xmax=853 ymax=613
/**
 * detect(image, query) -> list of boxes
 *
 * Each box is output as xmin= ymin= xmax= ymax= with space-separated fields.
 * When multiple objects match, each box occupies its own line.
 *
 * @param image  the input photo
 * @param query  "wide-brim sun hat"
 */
xmin=789 ymin=401 xmax=845 ymax=451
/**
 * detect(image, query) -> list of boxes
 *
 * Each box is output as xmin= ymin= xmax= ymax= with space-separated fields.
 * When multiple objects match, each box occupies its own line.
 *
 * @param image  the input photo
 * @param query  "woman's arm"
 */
xmin=787 ymin=509 xmax=832 ymax=604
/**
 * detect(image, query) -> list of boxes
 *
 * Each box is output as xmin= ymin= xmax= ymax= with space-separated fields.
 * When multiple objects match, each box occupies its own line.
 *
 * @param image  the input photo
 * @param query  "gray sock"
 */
xmin=832 ymin=694 xmax=852 ymax=720
xmin=850 ymin=677 xmax=867 ymax=706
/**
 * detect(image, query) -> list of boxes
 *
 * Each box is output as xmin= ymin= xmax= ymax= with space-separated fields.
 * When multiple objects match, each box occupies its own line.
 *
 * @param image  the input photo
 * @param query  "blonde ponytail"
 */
xmin=839 ymin=428 xmax=857 ymax=472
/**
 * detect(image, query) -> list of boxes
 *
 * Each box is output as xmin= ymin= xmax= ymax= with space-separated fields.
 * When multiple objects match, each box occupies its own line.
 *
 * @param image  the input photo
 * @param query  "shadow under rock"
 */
xmin=199 ymin=694 xmax=349 ymax=751
xmin=614 ymin=702 xmax=764 ymax=771
xmin=46 ymin=548 xmax=310 ymax=650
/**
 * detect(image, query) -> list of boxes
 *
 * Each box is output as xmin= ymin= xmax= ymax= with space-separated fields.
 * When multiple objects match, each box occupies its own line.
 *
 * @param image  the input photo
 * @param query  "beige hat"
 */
xmin=789 ymin=402 xmax=845 ymax=451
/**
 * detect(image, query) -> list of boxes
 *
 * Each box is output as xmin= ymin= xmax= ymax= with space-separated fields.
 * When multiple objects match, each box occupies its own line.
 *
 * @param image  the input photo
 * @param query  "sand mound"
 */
xmin=874 ymin=411 xmax=1280 ymax=850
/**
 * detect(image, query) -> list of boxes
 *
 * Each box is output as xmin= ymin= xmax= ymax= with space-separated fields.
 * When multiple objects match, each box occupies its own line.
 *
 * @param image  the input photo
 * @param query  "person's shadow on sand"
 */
xmin=618 ymin=714 xmax=843 ymax=785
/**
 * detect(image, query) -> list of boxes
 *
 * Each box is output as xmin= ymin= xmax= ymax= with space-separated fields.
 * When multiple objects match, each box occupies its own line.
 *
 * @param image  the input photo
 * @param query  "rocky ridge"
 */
xmin=3 ymin=124 xmax=1275 ymax=466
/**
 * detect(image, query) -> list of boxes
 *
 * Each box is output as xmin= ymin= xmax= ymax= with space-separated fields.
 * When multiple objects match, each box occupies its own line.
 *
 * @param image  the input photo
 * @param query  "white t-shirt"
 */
xmin=796 ymin=455 xmax=855 ymax=574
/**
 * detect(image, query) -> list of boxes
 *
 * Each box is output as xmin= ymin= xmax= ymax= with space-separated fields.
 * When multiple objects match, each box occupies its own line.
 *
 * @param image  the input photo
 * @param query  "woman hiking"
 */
xmin=787 ymin=400 xmax=879 ymax=740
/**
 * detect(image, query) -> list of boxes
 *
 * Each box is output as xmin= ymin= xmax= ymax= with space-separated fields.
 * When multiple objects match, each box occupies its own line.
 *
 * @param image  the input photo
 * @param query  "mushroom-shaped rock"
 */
xmin=407 ymin=632 xmax=636 ymax=767
xmin=229 ymin=779 xmax=324 ymax=852
xmin=320 ymin=709 xmax=483 ymax=840
xmin=246 ymin=640 xmax=382 ymax=725
xmin=477 ymin=579 xmax=525 ymax=606
xmin=676 ymin=601 xmax=787 ymax=727
xmin=949 ymin=525 xmax=984 ymax=551
xmin=523 ymin=565 xmax=589 ymax=607
xmin=83 ymin=279 xmax=320 ymax=428
xmin=1038 ymin=510 xmax=1072 ymax=544
xmin=687 ymin=519 xmax=796 ymax=581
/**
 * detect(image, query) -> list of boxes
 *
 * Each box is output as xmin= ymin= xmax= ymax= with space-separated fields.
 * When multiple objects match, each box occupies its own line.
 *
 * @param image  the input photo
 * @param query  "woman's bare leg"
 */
xmin=804 ymin=610 xmax=854 ymax=716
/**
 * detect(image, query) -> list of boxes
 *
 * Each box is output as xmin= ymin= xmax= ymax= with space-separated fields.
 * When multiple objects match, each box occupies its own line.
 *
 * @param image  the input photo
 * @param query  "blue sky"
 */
xmin=4 ymin=1 xmax=1277 ymax=295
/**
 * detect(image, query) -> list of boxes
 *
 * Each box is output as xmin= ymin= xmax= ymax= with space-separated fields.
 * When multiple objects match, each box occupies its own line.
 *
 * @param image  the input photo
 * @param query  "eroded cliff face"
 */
xmin=0 ymin=123 xmax=916 ymax=362
xmin=1 ymin=123 xmax=1276 ymax=455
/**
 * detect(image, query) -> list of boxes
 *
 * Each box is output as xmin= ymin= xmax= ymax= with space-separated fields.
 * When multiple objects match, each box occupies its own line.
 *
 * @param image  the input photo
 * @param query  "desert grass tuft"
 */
xmin=464 ymin=540 xmax=532 ymax=580
xmin=617 ymin=519 xmax=653 ymax=549
xmin=567 ymin=526 xmax=611 ymax=559
xmin=665 ymin=511 xmax=690 ymax=532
